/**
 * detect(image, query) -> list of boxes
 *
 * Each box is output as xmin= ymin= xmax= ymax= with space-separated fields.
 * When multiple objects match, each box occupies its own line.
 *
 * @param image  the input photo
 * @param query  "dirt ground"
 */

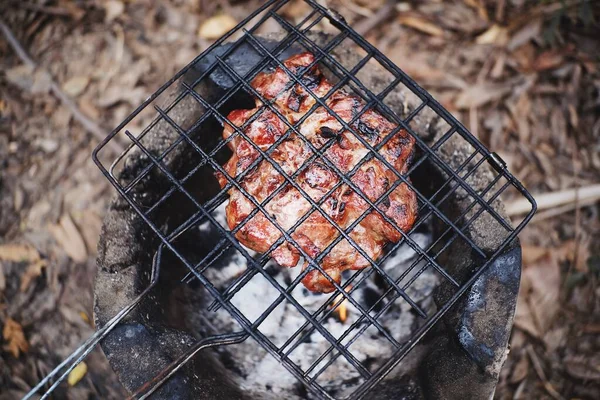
xmin=0 ymin=0 xmax=599 ymax=399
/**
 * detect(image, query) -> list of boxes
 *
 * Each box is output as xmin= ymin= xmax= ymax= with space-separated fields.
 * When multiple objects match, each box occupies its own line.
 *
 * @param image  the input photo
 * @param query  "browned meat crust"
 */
xmin=216 ymin=52 xmax=417 ymax=293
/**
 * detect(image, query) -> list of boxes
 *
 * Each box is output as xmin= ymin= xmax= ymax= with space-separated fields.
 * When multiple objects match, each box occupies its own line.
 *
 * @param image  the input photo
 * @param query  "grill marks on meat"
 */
xmin=217 ymin=52 xmax=417 ymax=293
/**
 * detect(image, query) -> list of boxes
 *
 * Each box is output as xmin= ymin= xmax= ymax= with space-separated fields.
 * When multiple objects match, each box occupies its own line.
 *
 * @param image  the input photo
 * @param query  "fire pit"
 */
xmin=25 ymin=1 xmax=535 ymax=399
xmin=94 ymin=32 xmax=527 ymax=400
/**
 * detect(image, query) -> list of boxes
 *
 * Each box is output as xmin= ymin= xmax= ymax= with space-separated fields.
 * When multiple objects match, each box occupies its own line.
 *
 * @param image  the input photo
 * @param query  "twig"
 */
xmin=7 ymin=1 xmax=74 ymax=17
xmin=525 ymin=345 xmax=565 ymax=400
xmin=354 ymin=0 xmax=396 ymax=36
xmin=506 ymin=183 xmax=600 ymax=216
xmin=513 ymin=379 xmax=527 ymax=400
xmin=0 ymin=19 xmax=123 ymax=154
xmin=532 ymin=196 xmax=598 ymax=222
xmin=495 ymin=0 xmax=506 ymax=22
xmin=508 ymin=0 xmax=600 ymax=31
xmin=339 ymin=0 xmax=374 ymax=18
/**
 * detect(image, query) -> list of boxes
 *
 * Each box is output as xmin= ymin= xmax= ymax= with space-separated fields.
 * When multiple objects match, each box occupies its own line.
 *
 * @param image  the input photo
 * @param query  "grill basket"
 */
xmin=25 ymin=1 xmax=536 ymax=399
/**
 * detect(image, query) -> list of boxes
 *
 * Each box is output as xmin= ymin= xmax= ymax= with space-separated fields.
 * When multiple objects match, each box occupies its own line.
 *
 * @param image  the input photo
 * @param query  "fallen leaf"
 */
xmin=558 ymin=238 xmax=590 ymax=273
xmin=48 ymin=214 xmax=88 ymax=263
xmin=454 ymin=83 xmax=512 ymax=109
xmin=522 ymin=245 xmax=548 ymax=265
xmin=582 ymin=324 xmax=600 ymax=334
xmin=514 ymin=253 xmax=561 ymax=338
xmin=2 ymin=318 xmax=29 ymax=358
xmin=97 ymin=85 xmax=148 ymax=108
xmin=507 ymin=19 xmax=542 ymax=51
xmin=476 ymin=24 xmax=509 ymax=45
xmin=73 ymin=211 xmax=103 ymax=256
xmin=357 ymin=0 xmax=386 ymax=8
xmin=389 ymin=47 xmax=446 ymax=83
xmin=563 ymin=355 xmax=600 ymax=381
xmin=0 ymin=243 xmax=40 ymax=263
xmin=62 ymin=76 xmax=90 ymax=97
xmin=68 ymin=362 xmax=88 ymax=386
xmin=5 ymin=65 xmax=35 ymax=91
xmin=58 ymin=0 xmax=86 ymax=20
xmin=78 ymin=97 xmax=100 ymax=120
xmin=463 ymin=0 xmax=489 ymax=21
xmin=103 ymin=0 xmax=125 ymax=23
xmin=510 ymin=329 xmax=527 ymax=351
xmin=79 ymin=311 xmax=90 ymax=325
xmin=511 ymin=42 xmax=536 ymax=71
xmin=0 ymin=262 xmax=5 ymax=291
xmin=397 ymin=14 xmax=444 ymax=37
xmin=533 ymin=50 xmax=565 ymax=71
xmin=281 ymin=0 xmax=314 ymax=20
xmin=510 ymin=93 xmax=532 ymax=143
xmin=198 ymin=14 xmax=237 ymax=40
xmin=510 ymin=353 xmax=530 ymax=383
xmin=20 ymin=259 xmax=47 ymax=292
xmin=543 ymin=327 xmax=567 ymax=353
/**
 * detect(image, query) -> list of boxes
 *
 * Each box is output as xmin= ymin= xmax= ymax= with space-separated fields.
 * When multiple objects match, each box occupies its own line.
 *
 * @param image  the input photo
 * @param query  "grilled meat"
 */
xmin=216 ymin=52 xmax=417 ymax=293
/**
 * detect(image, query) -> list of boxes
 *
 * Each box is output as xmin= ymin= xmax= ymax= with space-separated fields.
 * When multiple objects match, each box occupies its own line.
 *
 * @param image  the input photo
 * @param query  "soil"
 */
xmin=0 ymin=1 xmax=598 ymax=399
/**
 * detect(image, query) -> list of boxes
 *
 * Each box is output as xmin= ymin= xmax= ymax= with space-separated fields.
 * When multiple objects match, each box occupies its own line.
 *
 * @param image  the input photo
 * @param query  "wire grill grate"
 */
xmin=25 ymin=1 xmax=536 ymax=399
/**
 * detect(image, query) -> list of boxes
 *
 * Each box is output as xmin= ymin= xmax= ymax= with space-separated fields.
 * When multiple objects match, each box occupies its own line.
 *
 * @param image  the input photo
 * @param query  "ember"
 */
xmin=330 ymin=285 xmax=352 ymax=323
xmin=199 ymin=204 xmax=437 ymax=398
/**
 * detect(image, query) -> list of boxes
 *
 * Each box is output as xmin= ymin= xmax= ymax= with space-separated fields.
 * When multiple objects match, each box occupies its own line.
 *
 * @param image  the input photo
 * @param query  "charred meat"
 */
xmin=216 ymin=52 xmax=417 ymax=293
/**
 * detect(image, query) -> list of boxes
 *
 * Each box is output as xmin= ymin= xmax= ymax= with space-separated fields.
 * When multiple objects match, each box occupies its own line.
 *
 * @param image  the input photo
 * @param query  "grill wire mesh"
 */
xmin=25 ymin=1 xmax=536 ymax=399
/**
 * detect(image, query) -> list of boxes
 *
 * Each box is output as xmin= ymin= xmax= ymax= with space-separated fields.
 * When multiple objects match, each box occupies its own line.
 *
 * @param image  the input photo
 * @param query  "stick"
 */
xmin=526 ymin=346 xmax=565 ymax=400
xmin=0 ymin=19 xmax=123 ymax=154
xmin=532 ymin=196 xmax=598 ymax=222
xmin=354 ymin=0 xmax=396 ymax=36
xmin=506 ymin=184 xmax=600 ymax=216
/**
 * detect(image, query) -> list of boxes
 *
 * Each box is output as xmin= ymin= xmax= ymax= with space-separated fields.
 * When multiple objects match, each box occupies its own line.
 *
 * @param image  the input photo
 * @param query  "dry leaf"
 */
xmin=463 ymin=0 xmax=489 ymax=21
xmin=522 ymin=245 xmax=548 ymax=265
xmin=103 ymin=0 xmax=125 ymax=23
xmin=48 ymin=214 xmax=88 ymax=263
xmin=98 ymin=85 xmax=148 ymax=108
xmin=79 ymin=311 xmax=90 ymax=325
xmin=6 ymin=65 xmax=51 ymax=94
xmin=198 ymin=14 xmax=237 ymax=40
xmin=357 ymin=0 xmax=386 ymax=8
xmin=511 ymin=93 xmax=532 ymax=143
xmin=20 ymin=260 xmax=47 ymax=292
xmin=2 ymin=318 xmax=29 ymax=358
xmin=68 ymin=361 xmax=88 ymax=386
xmin=0 ymin=243 xmax=40 ymax=263
xmin=281 ymin=0 xmax=314 ymax=20
xmin=563 ymin=355 xmax=600 ymax=381
xmin=582 ymin=324 xmax=600 ymax=334
xmin=558 ymin=239 xmax=590 ymax=273
xmin=73 ymin=211 xmax=103 ymax=256
xmin=5 ymin=65 xmax=35 ymax=91
xmin=510 ymin=353 xmax=530 ymax=383
xmin=533 ymin=50 xmax=565 ymax=71
xmin=454 ymin=83 xmax=512 ymax=109
xmin=62 ymin=76 xmax=90 ymax=97
xmin=543 ymin=327 xmax=567 ymax=353
xmin=397 ymin=14 xmax=444 ymax=37
xmin=388 ymin=47 xmax=445 ymax=83
xmin=78 ymin=97 xmax=100 ymax=120
xmin=514 ymin=253 xmax=561 ymax=338
xmin=507 ymin=19 xmax=542 ymax=51
xmin=0 ymin=262 xmax=5 ymax=291
xmin=511 ymin=43 xmax=536 ymax=71
xmin=58 ymin=0 xmax=86 ymax=20
xmin=476 ymin=24 xmax=509 ymax=45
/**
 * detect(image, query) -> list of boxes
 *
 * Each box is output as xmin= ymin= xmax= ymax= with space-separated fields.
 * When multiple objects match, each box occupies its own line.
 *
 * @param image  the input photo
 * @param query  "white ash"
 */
xmin=198 ymin=205 xmax=437 ymax=399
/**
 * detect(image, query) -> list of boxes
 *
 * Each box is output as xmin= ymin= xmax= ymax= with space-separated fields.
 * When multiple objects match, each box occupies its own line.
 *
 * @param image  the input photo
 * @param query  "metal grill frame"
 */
xmin=25 ymin=1 xmax=537 ymax=399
